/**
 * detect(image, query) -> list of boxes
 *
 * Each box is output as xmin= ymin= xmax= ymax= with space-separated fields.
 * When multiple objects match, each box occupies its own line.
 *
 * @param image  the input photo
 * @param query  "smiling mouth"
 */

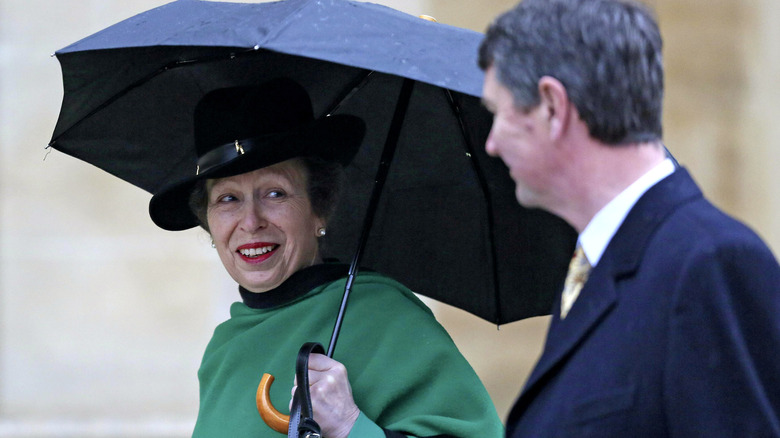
xmin=238 ymin=244 xmax=278 ymax=259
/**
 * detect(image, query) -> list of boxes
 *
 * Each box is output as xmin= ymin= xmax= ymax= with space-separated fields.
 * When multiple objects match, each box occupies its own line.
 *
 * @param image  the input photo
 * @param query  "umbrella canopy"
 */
xmin=49 ymin=0 xmax=577 ymax=327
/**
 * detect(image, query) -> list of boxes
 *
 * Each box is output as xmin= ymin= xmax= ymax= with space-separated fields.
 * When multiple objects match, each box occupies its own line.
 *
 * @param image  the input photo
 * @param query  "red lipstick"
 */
xmin=236 ymin=242 xmax=278 ymax=263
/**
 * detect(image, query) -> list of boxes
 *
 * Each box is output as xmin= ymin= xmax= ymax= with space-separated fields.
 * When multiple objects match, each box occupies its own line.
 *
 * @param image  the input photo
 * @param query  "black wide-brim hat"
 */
xmin=149 ymin=78 xmax=365 ymax=231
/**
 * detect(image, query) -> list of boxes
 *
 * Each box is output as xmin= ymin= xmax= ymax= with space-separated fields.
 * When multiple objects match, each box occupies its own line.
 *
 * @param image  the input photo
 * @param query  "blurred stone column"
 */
xmin=737 ymin=0 xmax=780 ymax=250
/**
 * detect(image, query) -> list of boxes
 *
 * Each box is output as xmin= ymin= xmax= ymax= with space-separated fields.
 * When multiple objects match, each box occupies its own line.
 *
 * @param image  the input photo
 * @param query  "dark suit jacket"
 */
xmin=507 ymin=168 xmax=780 ymax=437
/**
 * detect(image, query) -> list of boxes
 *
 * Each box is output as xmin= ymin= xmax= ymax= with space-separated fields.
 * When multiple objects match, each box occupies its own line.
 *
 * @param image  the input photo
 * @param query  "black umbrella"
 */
xmin=50 ymin=0 xmax=575 ymax=327
xmin=50 ymin=0 xmax=575 ymax=402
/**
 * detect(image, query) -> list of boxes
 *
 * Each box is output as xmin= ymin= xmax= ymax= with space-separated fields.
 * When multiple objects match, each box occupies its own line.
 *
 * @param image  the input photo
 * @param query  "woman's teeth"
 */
xmin=239 ymin=245 xmax=276 ymax=257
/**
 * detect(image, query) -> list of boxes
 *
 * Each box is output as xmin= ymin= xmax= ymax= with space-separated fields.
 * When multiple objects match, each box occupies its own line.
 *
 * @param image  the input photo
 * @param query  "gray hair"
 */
xmin=478 ymin=0 xmax=664 ymax=145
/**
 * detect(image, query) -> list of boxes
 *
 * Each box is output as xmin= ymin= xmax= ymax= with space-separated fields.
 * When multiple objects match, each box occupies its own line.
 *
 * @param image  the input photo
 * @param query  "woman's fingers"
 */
xmin=287 ymin=354 xmax=360 ymax=438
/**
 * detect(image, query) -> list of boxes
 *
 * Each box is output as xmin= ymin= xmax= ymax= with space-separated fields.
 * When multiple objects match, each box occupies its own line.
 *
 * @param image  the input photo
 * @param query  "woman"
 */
xmin=149 ymin=78 xmax=503 ymax=437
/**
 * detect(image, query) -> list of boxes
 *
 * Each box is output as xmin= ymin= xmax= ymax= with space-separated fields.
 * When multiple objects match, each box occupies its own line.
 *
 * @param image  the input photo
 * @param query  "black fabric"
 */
xmin=239 ymin=263 xmax=349 ymax=309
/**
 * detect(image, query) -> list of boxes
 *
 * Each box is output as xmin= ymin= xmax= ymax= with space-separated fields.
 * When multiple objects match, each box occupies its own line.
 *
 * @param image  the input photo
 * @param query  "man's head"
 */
xmin=479 ymin=0 xmax=664 ymax=145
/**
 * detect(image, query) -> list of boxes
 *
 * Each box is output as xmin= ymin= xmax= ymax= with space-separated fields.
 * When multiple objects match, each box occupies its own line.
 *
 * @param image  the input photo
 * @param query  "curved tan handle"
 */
xmin=418 ymin=14 xmax=438 ymax=22
xmin=256 ymin=373 xmax=290 ymax=434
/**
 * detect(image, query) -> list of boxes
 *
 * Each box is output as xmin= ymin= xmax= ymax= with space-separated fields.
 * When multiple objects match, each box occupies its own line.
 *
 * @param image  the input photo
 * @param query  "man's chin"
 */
xmin=514 ymin=188 xmax=538 ymax=209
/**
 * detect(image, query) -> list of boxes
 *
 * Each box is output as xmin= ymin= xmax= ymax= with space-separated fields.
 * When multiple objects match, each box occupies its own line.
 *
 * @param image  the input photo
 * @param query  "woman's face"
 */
xmin=206 ymin=159 xmax=324 ymax=293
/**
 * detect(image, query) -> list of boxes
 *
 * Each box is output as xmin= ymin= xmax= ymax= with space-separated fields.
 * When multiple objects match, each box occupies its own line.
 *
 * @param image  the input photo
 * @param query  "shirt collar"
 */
xmin=579 ymin=158 xmax=675 ymax=266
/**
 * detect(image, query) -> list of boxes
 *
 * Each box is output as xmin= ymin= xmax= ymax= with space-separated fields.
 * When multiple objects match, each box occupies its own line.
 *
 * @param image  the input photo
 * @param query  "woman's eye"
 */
xmin=267 ymin=190 xmax=286 ymax=199
xmin=216 ymin=194 xmax=237 ymax=203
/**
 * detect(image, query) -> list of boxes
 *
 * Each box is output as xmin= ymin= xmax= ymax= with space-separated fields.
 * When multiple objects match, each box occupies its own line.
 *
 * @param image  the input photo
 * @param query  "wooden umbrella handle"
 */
xmin=256 ymin=373 xmax=290 ymax=434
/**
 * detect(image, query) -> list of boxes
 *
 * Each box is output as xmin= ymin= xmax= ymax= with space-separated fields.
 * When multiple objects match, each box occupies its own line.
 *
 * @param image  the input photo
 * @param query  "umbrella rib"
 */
xmin=445 ymin=89 xmax=503 ymax=325
xmin=48 ymin=47 xmax=260 ymax=148
xmin=323 ymin=70 xmax=375 ymax=118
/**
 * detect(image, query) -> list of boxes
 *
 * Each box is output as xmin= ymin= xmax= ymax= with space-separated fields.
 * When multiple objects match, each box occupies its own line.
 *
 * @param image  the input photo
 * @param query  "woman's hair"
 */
xmin=187 ymin=156 xmax=346 ymax=233
xmin=478 ymin=0 xmax=664 ymax=145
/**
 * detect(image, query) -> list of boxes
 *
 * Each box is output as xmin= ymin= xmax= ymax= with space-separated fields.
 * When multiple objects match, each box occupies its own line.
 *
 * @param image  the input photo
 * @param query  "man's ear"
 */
xmin=537 ymin=76 xmax=571 ymax=140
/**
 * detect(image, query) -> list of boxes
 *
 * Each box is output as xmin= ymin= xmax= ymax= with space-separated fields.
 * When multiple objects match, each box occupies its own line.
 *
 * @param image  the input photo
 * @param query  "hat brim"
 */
xmin=149 ymin=114 xmax=365 ymax=231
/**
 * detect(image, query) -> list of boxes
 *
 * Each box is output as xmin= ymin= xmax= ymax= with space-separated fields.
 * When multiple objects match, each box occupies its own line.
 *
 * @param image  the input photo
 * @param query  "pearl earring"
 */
xmin=317 ymin=227 xmax=326 ymax=237
xmin=211 ymin=239 xmax=216 ymax=248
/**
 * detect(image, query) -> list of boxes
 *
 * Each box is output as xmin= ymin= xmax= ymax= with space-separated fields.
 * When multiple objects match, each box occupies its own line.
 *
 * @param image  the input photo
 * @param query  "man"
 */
xmin=478 ymin=0 xmax=780 ymax=436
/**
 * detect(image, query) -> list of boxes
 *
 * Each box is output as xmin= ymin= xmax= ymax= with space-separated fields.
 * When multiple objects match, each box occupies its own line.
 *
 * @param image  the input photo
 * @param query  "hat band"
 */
xmin=196 ymin=138 xmax=258 ymax=175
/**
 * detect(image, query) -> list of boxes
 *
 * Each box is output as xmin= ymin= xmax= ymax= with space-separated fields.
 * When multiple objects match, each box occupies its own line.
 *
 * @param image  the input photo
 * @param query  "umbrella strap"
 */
xmin=289 ymin=342 xmax=325 ymax=438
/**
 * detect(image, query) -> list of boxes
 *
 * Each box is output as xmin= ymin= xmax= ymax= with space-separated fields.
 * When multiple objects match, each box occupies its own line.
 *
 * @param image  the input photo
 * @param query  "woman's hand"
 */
xmin=290 ymin=353 xmax=360 ymax=438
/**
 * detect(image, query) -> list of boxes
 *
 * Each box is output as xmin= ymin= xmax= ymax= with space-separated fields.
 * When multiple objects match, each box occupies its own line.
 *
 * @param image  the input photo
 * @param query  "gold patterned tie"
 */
xmin=560 ymin=245 xmax=591 ymax=319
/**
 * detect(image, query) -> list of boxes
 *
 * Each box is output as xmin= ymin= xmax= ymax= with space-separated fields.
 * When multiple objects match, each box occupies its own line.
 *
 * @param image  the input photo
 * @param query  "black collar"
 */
xmin=239 ymin=263 xmax=349 ymax=309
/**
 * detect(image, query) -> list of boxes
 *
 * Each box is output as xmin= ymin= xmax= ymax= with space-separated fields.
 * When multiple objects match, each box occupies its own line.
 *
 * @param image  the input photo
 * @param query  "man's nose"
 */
xmin=484 ymin=127 xmax=499 ymax=157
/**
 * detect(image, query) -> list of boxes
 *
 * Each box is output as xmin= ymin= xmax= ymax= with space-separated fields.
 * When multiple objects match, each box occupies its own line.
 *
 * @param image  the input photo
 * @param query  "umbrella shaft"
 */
xmin=327 ymin=78 xmax=416 ymax=358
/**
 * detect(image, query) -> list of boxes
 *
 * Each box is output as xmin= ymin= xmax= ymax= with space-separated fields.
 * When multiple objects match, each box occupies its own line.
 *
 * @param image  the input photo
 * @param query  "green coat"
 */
xmin=193 ymin=265 xmax=503 ymax=437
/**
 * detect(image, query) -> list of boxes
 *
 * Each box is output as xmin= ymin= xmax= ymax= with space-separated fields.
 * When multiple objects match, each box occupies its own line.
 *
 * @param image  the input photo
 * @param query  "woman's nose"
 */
xmin=238 ymin=202 xmax=268 ymax=231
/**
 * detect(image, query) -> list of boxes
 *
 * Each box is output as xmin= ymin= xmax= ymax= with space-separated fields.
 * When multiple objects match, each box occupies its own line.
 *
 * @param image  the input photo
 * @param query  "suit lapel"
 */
xmin=512 ymin=168 xmax=704 ymax=414
xmin=520 ymin=260 xmax=618 ymax=397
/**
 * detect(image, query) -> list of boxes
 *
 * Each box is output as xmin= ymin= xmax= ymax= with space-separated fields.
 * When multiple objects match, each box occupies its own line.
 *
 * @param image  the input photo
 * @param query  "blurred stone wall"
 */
xmin=1 ymin=0 xmax=778 ymax=436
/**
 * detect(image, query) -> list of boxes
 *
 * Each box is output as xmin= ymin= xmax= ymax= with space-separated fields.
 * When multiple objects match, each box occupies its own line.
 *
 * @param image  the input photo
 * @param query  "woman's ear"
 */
xmin=315 ymin=219 xmax=327 ymax=237
xmin=537 ymin=76 xmax=572 ymax=140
